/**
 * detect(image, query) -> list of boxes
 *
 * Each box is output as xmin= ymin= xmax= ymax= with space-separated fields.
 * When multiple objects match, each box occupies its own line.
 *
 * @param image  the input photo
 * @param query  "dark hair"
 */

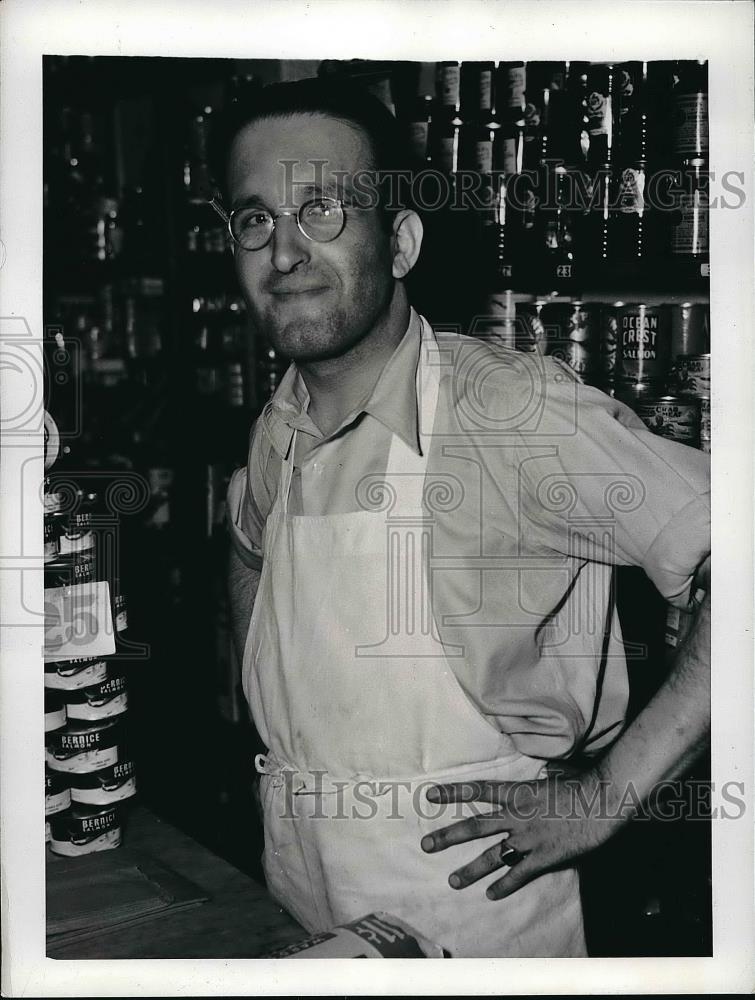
xmin=209 ymin=76 xmax=423 ymax=230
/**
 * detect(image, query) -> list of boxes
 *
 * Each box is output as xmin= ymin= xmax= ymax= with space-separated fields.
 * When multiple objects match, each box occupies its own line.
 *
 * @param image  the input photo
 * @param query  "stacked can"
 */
xmin=612 ymin=302 xmax=701 ymax=447
xmin=539 ymin=301 xmax=601 ymax=385
xmin=43 ymin=467 xmax=136 ymax=856
xmin=666 ymin=302 xmax=710 ymax=452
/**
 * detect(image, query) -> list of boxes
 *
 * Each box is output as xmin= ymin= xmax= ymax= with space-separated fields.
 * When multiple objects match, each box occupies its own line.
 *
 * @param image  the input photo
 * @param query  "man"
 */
xmin=222 ymin=78 xmax=710 ymax=957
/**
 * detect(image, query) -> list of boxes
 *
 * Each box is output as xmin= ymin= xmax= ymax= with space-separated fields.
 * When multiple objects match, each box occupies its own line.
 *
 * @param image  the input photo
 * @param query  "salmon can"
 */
xmin=675 ymin=353 xmax=711 ymax=397
xmin=46 ymin=718 xmax=122 ymax=774
xmin=515 ymin=299 xmax=548 ymax=354
xmin=44 ymin=550 xmax=97 ymax=589
xmin=633 ymin=395 xmax=700 ymax=445
xmin=44 ymin=688 xmax=68 ymax=732
xmin=699 ymin=395 xmax=711 ymax=440
xmin=49 ymin=803 xmax=122 ymax=857
xmin=70 ymin=758 xmax=137 ymax=807
xmin=45 ymin=767 xmax=72 ymax=817
xmin=600 ymin=302 xmax=621 ymax=386
xmin=670 ymin=302 xmax=710 ymax=358
xmin=617 ymin=303 xmax=671 ymax=385
xmin=44 ymin=657 xmax=109 ymax=691
xmin=65 ymin=673 xmax=128 ymax=722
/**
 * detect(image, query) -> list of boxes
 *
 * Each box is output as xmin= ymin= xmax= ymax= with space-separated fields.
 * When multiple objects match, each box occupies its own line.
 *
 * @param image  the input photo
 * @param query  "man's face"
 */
xmin=227 ymin=113 xmax=395 ymax=361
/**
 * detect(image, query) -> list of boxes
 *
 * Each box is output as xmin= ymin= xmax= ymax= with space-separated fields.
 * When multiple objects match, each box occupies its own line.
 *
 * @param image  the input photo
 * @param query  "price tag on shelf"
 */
xmin=44 ymin=581 xmax=116 ymax=663
xmin=700 ymin=263 xmax=710 ymax=277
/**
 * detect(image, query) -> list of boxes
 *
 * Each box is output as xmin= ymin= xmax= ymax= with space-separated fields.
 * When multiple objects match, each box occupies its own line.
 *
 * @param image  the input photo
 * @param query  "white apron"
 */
xmin=242 ymin=319 xmax=587 ymax=957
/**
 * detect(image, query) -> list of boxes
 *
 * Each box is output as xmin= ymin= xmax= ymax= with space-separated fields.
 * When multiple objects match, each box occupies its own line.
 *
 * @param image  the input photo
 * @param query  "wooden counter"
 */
xmin=46 ymin=805 xmax=305 ymax=959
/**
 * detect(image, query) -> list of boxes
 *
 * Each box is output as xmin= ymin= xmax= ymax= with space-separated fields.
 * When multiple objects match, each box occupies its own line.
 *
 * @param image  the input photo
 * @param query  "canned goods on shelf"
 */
xmin=541 ymin=301 xmax=600 ymax=383
xmin=599 ymin=301 xmax=623 ymax=386
xmin=48 ymin=802 xmax=123 ymax=857
xmin=45 ymin=767 xmax=72 ymax=817
xmin=616 ymin=303 xmax=671 ymax=386
xmin=44 ymin=550 xmax=98 ymax=589
xmin=59 ymin=512 xmax=95 ymax=556
xmin=65 ymin=673 xmax=128 ymax=722
xmin=69 ymin=758 xmax=137 ymax=807
xmin=515 ymin=298 xmax=547 ymax=354
xmin=631 ymin=395 xmax=700 ymax=446
xmin=46 ymin=718 xmax=122 ymax=774
xmin=44 ymin=513 xmax=66 ymax=563
xmin=674 ymin=353 xmax=711 ymax=397
xmin=44 ymin=688 xmax=68 ymax=732
xmin=699 ymin=395 xmax=711 ymax=440
xmin=670 ymin=302 xmax=710 ymax=358
xmin=113 ymin=592 xmax=128 ymax=633
xmin=44 ymin=658 xmax=109 ymax=691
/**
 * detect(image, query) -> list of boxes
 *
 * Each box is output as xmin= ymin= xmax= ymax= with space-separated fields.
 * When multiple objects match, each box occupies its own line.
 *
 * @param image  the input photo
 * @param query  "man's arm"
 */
xmin=421 ymin=555 xmax=711 ymax=900
xmin=228 ymin=542 xmax=261 ymax=666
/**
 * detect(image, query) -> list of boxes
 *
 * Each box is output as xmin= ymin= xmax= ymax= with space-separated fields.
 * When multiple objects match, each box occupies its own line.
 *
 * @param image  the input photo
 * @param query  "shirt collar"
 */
xmin=262 ymin=308 xmax=423 ymax=459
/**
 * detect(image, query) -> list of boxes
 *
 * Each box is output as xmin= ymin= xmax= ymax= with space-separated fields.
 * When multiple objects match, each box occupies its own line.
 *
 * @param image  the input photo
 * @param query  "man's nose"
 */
xmin=270 ymin=213 xmax=310 ymax=273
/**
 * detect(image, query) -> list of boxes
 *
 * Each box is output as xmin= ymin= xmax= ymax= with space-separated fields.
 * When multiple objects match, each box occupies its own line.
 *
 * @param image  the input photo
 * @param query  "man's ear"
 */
xmin=391 ymin=210 xmax=424 ymax=279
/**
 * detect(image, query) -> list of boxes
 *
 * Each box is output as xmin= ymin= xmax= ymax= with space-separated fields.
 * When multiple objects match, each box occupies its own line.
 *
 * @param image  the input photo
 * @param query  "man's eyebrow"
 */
xmin=230 ymin=193 xmax=270 ymax=212
xmin=295 ymin=179 xmax=355 ymax=199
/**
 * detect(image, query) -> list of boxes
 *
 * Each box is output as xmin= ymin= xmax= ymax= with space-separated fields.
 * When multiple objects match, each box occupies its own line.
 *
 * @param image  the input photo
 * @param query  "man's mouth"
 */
xmin=269 ymin=285 xmax=329 ymax=297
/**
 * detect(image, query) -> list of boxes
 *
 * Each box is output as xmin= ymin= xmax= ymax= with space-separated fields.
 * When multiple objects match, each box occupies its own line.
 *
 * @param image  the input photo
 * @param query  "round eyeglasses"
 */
xmin=209 ymin=195 xmax=346 ymax=252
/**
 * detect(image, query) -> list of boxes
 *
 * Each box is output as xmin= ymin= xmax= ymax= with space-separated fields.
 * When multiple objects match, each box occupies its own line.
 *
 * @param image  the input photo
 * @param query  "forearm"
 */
xmin=592 ymin=558 xmax=711 ymax=821
xmin=228 ymin=545 xmax=261 ymax=665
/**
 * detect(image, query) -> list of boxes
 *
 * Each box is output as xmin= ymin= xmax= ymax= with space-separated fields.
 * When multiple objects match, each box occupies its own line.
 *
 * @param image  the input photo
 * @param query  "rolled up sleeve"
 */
xmin=226 ymin=466 xmax=263 ymax=570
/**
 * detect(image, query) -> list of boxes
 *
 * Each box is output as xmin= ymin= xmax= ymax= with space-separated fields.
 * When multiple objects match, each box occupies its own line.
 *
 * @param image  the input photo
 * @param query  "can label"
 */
xmin=672 ymin=94 xmax=709 ymax=155
xmin=699 ymin=395 xmax=711 ymax=438
xmin=587 ymin=91 xmax=610 ymax=135
xmin=46 ymin=720 xmax=121 ymax=773
xmin=59 ymin=528 xmax=95 ymax=557
xmin=49 ymin=806 xmax=123 ymax=856
xmin=499 ymin=137 xmax=520 ymax=175
xmin=114 ymin=593 xmax=128 ymax=632
xmin=601 ymin=307 xmax=619 ymax=380
xmin=407 ymin=121 xmax=429 ymax=160
xmin=45 ymin=658 xmax=108 ymax=691
xmin=618 ymin=306 xmax=669 ymax=383
xmin=474 ymin=140 xmax=493 ymax=175
xmin=46 ymin=785 xmax=72 ymax=816
xmin=504 ymin=65 xmax=526 ymax=108
xmin=676 ymin=354 xmax=711 ymax=396
xmin=568 ymin=304 xmax=598 ymax=343
xmin=45 ymin=706 xmax=68 ymax=733
xmin=437 ymin=64 xmax=460 ymax=107
xmin=478 ymin=70 xmax=493 ymax=113
xmin=47 ymin=744 xmax=119 ymax=774
xmin=671 ymin=302 xmax=709 ymax=357
xmin=66 ymin=690 xmax=128 ymax=723
xmin=549 ymin=340 xmax=591 ymax=381
xmin=515 ymin=303 xmax=547 ymax=354
xmin=634 ymin=397 xmax=700 ymax=443
xmin=435 ymin=136 xmax=457 ymax=173
xmin=617 ymin=167 xmax=645 ymax=214
xmin=670 ymin=193 xmax=708 ymax=255
xmin=71 ymin=759 xmax=137 ymax=806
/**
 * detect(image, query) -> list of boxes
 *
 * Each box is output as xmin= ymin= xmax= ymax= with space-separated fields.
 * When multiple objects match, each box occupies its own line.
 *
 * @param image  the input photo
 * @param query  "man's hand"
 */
xmin=420 ymin=766 xmax=617 ymax=900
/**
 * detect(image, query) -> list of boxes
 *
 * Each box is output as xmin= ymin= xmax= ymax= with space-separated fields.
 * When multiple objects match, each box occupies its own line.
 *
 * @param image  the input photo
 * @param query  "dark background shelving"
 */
xmin=43 ymin=54 xmax=711 ymax=955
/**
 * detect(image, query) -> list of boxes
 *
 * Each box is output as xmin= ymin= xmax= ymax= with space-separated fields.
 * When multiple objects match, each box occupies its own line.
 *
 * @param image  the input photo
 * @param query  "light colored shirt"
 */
xmin=227 ymin=309 xmax=710 ymax=760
